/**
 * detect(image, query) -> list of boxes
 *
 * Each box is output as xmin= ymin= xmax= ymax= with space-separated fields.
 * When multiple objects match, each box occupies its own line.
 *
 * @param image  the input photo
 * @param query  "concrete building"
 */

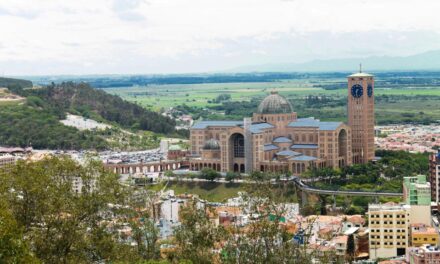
xmin=403 ymin=175 xmax=432 ymax=225
xmin=430 ymin=151 xmax=440 ymax=210
xmin=368 ymin=203 xmax=410 ymax=260
xmin=0 ymin=154 xmax=16 ymax=168
xmin=409 ymin=223 xmax=439 ymax=247
xmin=407 ymin=245 xmax=440 ymax=264
xmin=189 ymin=70 xmax=375 ymax=174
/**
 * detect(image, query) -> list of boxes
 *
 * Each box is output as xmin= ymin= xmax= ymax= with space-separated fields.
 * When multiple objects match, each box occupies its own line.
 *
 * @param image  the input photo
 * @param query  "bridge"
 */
xmin=291 ymin=177 xmax=403 ymax=197
xmin=104 ymin=160 xmax=189 ymax=174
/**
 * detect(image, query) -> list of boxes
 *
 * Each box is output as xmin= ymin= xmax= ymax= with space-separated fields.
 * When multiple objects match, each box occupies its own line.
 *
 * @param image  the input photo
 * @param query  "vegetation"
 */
xmin=200 ymin=168 xmax=221 ymax=181
xmin=20 ymin=82 xmax=177 ymax=134
xmin=0 ymin=81 xmax=185 ymax=150
xmin=304 ymin=150 xmax=429 ymax=214
xmin=0 ymin=104 xmax=108 ymax=149
xmin=0 ymin=156 xmax=334 ymax=263
xmin=0 ymin=77 xmax=32 ymax=90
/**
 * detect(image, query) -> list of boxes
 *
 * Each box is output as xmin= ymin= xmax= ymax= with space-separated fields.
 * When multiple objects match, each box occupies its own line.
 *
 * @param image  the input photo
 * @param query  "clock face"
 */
xmin=351 ymin=84 xmax=363 ymax=98
xmin=367 ymin=84 xmax=373 ymax=97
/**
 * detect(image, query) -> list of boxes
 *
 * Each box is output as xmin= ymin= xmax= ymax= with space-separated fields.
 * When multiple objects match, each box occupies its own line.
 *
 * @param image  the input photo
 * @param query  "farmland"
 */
xmin=104 ymin=79 xmax=440 ymax=125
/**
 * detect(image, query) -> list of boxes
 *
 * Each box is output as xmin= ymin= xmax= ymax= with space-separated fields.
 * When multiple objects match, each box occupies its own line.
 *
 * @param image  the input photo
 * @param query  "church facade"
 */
xmin=188 ymin=71 xmax=375 ymax=175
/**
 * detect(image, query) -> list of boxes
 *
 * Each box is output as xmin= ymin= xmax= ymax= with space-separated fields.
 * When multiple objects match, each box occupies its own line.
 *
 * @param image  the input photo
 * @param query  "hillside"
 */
xmin=0 ymin=77 xmax=33 ymax=89
xmin=0 ymin=80 xmax=180 ymax=150
xmin=20 ymin=82 xmax=176 ymax=134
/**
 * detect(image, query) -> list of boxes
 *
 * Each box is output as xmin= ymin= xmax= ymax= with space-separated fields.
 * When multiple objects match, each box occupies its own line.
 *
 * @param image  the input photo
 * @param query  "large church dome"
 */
xmin=257 ymin=91 xmax=293 ymax=114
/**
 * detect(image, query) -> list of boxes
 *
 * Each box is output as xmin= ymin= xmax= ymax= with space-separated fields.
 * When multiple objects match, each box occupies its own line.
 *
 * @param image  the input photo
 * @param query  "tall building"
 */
xmin=403 ymin=175 xmax=431 ymax=226
xmin=429 ymin=151 xmax=440 ymax=209
xmin=368 ymin=203 xmax=410 ymax=259
xmin=403 ymin=175 xmax=431 ymax=206
xmin=188 ymin=69 xmax=376 ymax=174
xmin=347 ymin=69 xmax=375 ymax=164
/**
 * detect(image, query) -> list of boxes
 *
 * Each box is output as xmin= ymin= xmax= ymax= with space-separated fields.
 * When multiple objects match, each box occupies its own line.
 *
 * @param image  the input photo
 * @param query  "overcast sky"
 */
xmin=1 ymin=0 xmax=440 ymax=75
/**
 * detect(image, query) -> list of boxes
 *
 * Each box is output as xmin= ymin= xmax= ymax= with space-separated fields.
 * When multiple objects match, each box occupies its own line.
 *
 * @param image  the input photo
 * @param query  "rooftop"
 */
xmin=276 ymin=150 xmax=302 ymax=157
xmin=291 ymin=144 xmax=318 ymax=149
xmin=263 ymin=144 xmax=279 ymax=151
xmin=290 ymin=155 xmax=317 ymax=161
xmin=191 ymin=121 xmax=274 ymax=134
xmin=348 ymin=72 xmax=374 ymax=77
xmin=273 ymin=136 xmax=292 ymax=143
xmin=288 ymin=117 xmax=342 ymax=131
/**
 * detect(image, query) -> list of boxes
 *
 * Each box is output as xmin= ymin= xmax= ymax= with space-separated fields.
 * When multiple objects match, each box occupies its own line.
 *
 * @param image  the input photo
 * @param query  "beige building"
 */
xmin=0 ymin=154 xmax=16 ymax=168
xmin=368 ymin=203 xmax=410 ymax=260
xmin=189 ymin=71 xmax=374 ymax=174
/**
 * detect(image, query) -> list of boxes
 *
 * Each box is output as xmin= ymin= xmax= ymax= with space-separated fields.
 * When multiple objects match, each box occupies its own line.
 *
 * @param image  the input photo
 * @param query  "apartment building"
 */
xmin=403 ymin=175 xmax=432 ymax=225
xmin=368 ymin=203 xmax=410 ymax=259
xmin=430 ymin=151 xmax=440 ymax=210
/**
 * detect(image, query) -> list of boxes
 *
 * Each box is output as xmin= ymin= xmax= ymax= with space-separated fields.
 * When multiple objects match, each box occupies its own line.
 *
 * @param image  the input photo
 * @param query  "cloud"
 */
xmin=0 ymin=0 xmax=440 ymax=75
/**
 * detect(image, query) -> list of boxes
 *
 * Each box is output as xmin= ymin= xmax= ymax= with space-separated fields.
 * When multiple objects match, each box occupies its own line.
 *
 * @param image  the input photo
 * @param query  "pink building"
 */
xmin=407 ymin=245 xmax=440 ymax=264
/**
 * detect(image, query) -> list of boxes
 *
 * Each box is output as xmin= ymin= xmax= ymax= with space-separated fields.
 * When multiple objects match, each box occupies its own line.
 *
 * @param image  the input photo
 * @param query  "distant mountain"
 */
xmin=233 ymin=50 xmax=440 ymax=72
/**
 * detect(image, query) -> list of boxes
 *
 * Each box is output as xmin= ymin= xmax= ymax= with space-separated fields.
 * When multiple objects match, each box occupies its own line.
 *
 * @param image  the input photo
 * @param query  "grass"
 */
xmin=147 ymin=181 xmax=298 ymax=203
xmin=105 ymin=79 xmax=440 ymax=124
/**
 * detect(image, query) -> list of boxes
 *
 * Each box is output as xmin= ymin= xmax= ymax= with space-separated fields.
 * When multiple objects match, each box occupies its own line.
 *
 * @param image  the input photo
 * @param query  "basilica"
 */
xmin=189 ymin=71 xmax=375 ymax=175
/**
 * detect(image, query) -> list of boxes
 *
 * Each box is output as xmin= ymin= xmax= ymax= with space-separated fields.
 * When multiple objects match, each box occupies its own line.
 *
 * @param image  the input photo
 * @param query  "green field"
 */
xmin=105 ymin=80 xmax=440 ymax=124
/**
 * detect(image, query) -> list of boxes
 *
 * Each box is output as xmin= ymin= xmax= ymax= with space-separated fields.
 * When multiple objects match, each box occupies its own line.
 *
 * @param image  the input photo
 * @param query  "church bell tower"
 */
xmin=347 ymin=65 xmax=375 ymax=164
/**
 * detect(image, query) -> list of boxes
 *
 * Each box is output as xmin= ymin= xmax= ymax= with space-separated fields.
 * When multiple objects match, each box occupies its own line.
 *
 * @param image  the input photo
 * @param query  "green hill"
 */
xmin=0 ymin=81 xmax=180 ymax=150
xmin=22 ymin=82 xmax=176 ymax=134
xmin=0 ymin=77 xmax=32 ymax=89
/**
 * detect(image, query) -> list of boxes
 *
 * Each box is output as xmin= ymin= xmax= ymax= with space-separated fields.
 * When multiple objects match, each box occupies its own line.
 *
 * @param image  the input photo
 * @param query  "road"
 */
xmin=162 ymin=172 xmax=403 ymax=198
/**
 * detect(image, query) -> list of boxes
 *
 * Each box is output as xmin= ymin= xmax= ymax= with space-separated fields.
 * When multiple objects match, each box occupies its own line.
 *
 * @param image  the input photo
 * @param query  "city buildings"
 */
xmin=189 ymin=70 xmax=375 ymax=174
xmin=409 ymin=223 xmax=439 ymax=247
xmin=403 ymin=175 xmax=431 ymax=225
xmin=368 ymin=203 xmax=410 ymax=259
xmin=407 ymin=245 xmax=440 ymax=264
xmin=430 ymin=151 xmax=440 ymax=210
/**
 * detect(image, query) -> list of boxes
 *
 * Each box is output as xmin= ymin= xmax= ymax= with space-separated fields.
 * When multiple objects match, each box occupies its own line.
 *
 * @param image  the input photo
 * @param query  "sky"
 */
xmin=1 ymin=0 xmax=440 ymax=75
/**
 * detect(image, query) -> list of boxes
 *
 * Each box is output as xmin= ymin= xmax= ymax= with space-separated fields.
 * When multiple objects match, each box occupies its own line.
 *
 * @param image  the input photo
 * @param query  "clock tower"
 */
xmin=347 ymin=67 xmax=375 ymax=164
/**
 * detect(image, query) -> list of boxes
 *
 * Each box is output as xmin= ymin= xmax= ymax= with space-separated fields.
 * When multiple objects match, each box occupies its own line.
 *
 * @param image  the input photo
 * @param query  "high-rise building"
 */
xmin=368 ymin=203 xmax=410 ymax=259
xmin=347 ymin=69 xmax=375 ymax=164
xmin=429 ymin=151 xmax=440 ymax=209
xmin=403 ymin=175 xmax=431 ymax=225
xmin=403 ymin=175 xmax=431 ymax=206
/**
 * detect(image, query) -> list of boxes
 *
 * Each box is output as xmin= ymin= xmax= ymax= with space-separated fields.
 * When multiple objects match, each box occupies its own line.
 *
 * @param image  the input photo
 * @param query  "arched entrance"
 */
xmin=338 ymin=129 xmax=348 ymax=167
xmin=229 ymin=133 xmax=245 ymax=172
xmin=230 ymin=133 xmax=244 ymax=158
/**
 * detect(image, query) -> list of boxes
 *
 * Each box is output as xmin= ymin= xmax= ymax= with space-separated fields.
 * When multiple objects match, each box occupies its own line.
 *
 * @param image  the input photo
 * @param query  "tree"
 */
xmin=172 ymin=201 xmax=225 ymax=263
xmin=225 ymin=172 xmax=237 ymax=182
xmin=200 ymin=168 xmax=220 ymax=182
xmin=0 ymin=156 xmax=130 ymax=263
xmin=346 ymin=234 xmax=355 ymax=263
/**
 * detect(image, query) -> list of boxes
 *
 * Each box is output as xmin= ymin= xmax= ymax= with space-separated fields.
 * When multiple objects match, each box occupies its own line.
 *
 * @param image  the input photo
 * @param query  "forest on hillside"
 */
xmin=20 ymin=82 xmax=177 ymax=134
xmin=0 ymin=80 xmax=182 ymax=150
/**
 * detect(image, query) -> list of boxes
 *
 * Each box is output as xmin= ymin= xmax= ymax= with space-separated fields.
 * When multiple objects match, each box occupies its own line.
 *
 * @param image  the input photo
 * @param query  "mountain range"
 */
xmin=233 ymin=50 xmax=440 ymax=72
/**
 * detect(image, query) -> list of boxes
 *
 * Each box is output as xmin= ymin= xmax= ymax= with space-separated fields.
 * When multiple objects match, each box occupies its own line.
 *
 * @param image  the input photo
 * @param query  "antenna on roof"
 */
xmin=359 ymin=63 xmax=362 ymax=73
